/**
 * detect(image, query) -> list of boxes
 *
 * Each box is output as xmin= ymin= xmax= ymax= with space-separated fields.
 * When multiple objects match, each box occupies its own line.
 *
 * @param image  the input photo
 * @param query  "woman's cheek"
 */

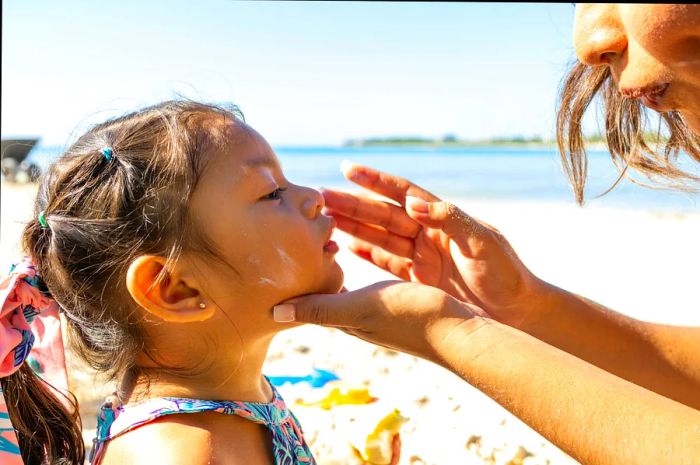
xmin=621 ymin=5 xmax=697 ymax=61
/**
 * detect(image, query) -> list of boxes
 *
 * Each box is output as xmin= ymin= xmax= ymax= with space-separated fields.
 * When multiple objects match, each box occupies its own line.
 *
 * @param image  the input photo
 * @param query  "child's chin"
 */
xmin=282 ymin=265 xmax=344 ymax=299
xmin=306 ymin=269 xmax=344 ymax=296
xmin=325 ymin=266 xmax=345 ymax=294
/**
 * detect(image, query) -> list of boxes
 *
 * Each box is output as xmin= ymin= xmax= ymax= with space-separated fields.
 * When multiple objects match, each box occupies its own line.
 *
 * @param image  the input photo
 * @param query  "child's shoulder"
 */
xmin=99 ymin=410 xmax=276 ymax=465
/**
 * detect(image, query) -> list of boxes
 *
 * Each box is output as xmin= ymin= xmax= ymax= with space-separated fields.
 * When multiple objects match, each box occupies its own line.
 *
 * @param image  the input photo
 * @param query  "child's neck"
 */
xmin=124 ymin=333 xmax=276 ymax=404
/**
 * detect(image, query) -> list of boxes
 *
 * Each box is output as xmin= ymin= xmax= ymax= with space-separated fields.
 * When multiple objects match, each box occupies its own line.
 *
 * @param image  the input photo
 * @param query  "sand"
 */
xmin=1 ymin=180 xmax=698 ymax=465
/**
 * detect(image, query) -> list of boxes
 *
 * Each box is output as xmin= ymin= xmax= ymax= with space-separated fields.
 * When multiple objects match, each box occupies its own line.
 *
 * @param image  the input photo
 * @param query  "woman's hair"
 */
xmin=556 ymin=61 xmax=700 ymax=204
xmin=13 ymin=99 xmax=242 ymax=464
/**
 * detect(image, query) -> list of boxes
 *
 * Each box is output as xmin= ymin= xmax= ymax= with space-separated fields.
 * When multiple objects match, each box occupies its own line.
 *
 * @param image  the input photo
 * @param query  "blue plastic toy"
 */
xmin=267 ymin=367 xmax=340 ymax=388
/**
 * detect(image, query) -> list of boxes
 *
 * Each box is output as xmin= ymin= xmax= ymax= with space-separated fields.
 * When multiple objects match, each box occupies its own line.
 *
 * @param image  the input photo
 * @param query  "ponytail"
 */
xmin=0 ymin=257 xmax=84 ymax=464
xmin=1 ymin=364 xmax=84 ymax=465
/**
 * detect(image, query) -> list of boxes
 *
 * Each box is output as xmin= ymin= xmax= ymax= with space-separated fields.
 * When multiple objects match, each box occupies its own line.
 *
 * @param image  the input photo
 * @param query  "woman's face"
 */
xmin=573 ymin=4 xmax=700 ymax=134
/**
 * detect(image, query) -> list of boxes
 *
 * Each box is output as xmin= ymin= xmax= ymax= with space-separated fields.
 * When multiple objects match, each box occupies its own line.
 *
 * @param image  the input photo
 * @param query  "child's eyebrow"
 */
xmin=243 ymin=157 xmax=277 ymax=169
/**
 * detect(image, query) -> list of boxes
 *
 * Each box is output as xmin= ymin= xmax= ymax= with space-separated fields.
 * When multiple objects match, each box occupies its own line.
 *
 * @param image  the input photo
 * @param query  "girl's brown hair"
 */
xmin=1 ymin=365 xmax=84 ymax=464
xmin=13 ymin=100 xmax=241 ymax=464
xmin=556 ymin=62 xmax=700 ymax=204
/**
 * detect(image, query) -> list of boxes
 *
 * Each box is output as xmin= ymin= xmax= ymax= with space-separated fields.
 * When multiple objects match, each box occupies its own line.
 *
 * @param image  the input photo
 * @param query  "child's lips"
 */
xmin=323 ymin=240 xmax=339 ymax=254
xmin=323 ymin=218 xmax=338 ymax=254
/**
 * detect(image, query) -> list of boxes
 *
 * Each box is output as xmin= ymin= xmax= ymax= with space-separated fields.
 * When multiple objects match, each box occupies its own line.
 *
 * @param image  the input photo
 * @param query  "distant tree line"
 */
xmin=344 ymin=132 xmax=668 ymax=147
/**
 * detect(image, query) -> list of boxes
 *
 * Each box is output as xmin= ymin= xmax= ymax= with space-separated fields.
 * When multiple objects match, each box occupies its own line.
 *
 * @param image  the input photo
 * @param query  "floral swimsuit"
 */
xmin=90 ymin=377 xmax=315 ymax=465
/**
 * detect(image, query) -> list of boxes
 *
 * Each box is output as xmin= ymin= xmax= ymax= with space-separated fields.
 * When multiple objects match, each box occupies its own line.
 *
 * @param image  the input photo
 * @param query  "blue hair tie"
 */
xmin=99 ymin=147 xmax=113 ymax=161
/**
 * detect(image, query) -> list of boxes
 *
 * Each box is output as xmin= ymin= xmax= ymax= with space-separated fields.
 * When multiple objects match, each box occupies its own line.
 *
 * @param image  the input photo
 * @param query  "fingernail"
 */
xmin=340 ymin=160 xmax=357 ymax=176
xmin=405 ymin=196 xmax=429 ymax=213
xmin=273 ymin=304 xmax=296 ymax=322
xmin=340 ymin=160 xmax=368 ymax=182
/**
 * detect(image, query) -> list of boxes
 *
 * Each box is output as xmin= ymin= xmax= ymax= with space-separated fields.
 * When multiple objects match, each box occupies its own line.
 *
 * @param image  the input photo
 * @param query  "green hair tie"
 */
xmin=38 ymin=211 xmax=48 ymax=228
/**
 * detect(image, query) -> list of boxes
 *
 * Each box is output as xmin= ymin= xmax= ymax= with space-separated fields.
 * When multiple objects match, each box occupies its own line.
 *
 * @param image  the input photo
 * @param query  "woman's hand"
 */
xmin=274 ymin=280 xmax=487 ymax=364
xmin=322 ymin=162 xmax=549 ymax=328
xmin=277 ymin=284 xmax=700 ymax=465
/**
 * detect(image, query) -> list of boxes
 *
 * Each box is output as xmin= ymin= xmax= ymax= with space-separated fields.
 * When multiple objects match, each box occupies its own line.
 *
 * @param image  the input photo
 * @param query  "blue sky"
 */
xmin=3 ymin=1 xmax=579 ymax=146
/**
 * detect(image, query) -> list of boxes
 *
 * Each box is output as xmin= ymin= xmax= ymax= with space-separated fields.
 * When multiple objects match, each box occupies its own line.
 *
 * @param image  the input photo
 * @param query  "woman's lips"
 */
xmin=621 ymin=83 xmax=670 ymax=110
xmin=641 ymin=93 xmax=666 ymax=110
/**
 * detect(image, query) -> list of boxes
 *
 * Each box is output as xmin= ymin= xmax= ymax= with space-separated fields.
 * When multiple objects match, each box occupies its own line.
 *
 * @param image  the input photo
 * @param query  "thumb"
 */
xmin=273 ymin=291 xmax=359 ymax=328
xmin=405 ymin=196 xmax=488 ymax=256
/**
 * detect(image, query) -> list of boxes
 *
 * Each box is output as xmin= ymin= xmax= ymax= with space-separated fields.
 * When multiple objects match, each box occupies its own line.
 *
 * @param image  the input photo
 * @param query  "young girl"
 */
xmin=9 ymin=100 xmax=346 ymax=464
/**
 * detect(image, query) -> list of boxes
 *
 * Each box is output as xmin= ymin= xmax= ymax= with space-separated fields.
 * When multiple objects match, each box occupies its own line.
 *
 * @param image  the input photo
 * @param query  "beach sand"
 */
xmin=2 ymin=181 xmax=698 ymax=464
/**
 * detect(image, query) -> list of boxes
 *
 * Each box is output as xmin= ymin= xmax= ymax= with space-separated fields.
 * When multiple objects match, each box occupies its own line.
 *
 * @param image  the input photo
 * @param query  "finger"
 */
xmin=339 ymin=161 xmax=441 ymax=205
xmin=322 ymin=188 xmax=421 ymax=239
xmin=389 ymin=433 xmax=401 ymax=465
xmin=334 ymin=213 xmax=414 ymax=259
xmin=274 ymin=291 xmax=363 ymax=328
xmin=405 ymin=197 xmax=491 ymax=257
xmin=349 ymin=238 xmax=412 ymax=281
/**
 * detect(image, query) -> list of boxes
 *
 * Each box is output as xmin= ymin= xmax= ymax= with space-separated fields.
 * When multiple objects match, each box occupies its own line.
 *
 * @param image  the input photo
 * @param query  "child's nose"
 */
xmin=573 ymin=4 xmax=627 ymax=67
xmin=301 ymin=187 xmax=325 ymax=218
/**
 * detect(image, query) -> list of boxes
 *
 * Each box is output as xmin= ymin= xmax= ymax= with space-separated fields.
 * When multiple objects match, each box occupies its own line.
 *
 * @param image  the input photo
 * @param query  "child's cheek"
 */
xmin=245 ymin=246 xmax=304 ymax=291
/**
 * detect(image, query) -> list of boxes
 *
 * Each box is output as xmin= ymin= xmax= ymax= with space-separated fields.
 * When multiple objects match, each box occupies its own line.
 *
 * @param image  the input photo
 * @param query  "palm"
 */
xmin=411 ymin=226 xmax=471 ymax=300
xmin=407 ymin=221 xmax=518 ymax=312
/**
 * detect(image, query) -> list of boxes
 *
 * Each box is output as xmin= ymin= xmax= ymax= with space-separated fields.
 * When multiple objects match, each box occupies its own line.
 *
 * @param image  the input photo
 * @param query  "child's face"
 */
xmin=187 ymin=120 xmax=343 ymax=330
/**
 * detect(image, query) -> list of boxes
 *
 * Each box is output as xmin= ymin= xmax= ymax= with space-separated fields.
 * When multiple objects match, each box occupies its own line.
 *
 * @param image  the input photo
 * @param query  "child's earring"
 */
xmin=199 ymin=302 xmax=206 ymax=309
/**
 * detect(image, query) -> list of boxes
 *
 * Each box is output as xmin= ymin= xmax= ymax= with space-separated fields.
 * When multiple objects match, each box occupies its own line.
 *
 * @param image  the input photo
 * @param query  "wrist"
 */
xmin=514 ymin=278 xmax=567 ymax=334
xmin=427 ymin=301 xmax=493 ymax=368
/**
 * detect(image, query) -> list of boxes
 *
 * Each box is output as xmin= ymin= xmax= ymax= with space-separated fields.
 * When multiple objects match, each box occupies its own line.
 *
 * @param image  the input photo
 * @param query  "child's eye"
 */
xmin=261 ymin=187 xmax=287 ymax=201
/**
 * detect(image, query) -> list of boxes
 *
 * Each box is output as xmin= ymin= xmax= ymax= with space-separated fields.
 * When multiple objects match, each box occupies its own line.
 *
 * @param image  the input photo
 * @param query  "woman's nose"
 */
xmin=301 ymin=187 xmax=324 ymax=218
xmin=573 ymin=4 xmax=627 ymax=66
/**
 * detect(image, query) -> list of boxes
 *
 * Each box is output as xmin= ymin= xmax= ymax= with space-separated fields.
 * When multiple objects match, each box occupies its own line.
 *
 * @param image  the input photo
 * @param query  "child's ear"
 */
xmin=126 ymin=255 xmax=215 ymax=323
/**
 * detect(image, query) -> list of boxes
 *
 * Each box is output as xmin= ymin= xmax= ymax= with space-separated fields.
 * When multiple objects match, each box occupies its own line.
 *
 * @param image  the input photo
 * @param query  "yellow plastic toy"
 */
xmin=296 ymin=386 xmax=378 ymax=410
xmin=349 ymin=409 xmax=408 ymax=465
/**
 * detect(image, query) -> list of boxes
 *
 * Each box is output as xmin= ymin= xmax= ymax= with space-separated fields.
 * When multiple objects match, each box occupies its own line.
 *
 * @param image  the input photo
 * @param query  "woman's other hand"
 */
xmin=322 ymin=162 xmax=550 ymax=328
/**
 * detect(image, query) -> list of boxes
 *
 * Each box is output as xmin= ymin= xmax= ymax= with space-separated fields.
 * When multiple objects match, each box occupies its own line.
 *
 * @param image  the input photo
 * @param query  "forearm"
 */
xmin=519 ymin=282 xmax=700 ymax=408
xmin=432 ymin=316 xmax=700 ymax=465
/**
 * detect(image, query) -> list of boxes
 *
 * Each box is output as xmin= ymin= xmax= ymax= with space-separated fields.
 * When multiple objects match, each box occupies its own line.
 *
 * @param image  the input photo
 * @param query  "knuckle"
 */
xmin=445 ymin=202 xmax=466 ymax=222
xmin=379 ymin=204 xmax=395 ymax=229
xmin=426 ymin=287 xmax=451 ymax=307
xmin=486 ymin=226 xmax=509 ymax=247
xmin=444 ymin=202 xmax=459 ymax=215
xmin=492 ymin=229 xmax=508 ymax=244
xmin=307 ymin=302 xmax=328 ymax=326
xmin=355 ymin=310 xmax=375 ymax=328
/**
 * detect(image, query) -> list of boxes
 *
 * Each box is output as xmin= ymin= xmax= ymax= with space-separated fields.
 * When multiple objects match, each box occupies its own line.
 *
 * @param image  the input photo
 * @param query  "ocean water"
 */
xmin=27 ymin=145 xmax=700 ymax=212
